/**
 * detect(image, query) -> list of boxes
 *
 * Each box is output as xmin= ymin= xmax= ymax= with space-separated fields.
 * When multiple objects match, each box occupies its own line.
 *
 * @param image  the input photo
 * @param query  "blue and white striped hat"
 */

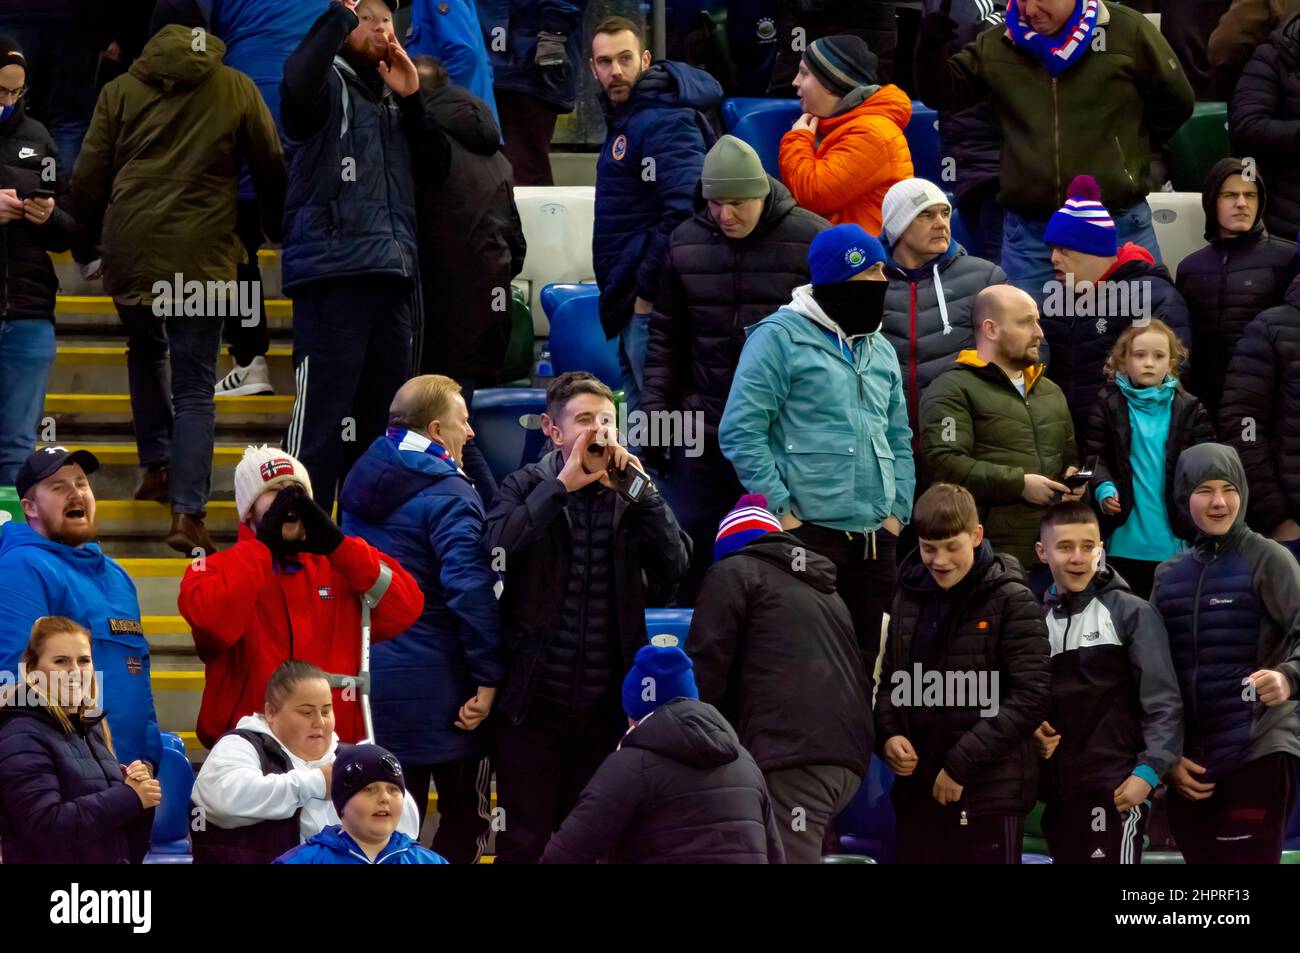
xmin=1044 ymin=175 xmax=1117 ymax=257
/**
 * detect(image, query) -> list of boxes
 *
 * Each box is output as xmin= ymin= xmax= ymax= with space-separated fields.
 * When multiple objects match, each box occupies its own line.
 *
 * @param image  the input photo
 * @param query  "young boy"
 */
xmin=1033 ymin=501 xmax=1183 ymax=864
xmin=874 ymin=483 xmax=1050 ymax=864
xmin=1152 ymin=443 xmax=1300 ymax=864
xmin=275 ymin=744 xmax=448 ymax=864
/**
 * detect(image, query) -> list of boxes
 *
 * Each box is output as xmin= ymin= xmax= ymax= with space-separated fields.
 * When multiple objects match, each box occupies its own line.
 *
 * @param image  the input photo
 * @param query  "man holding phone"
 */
xmin=920 ymin=284 xmax=1084 ymax=572
xmin=484 ymin=371 xmax=690 ymax=864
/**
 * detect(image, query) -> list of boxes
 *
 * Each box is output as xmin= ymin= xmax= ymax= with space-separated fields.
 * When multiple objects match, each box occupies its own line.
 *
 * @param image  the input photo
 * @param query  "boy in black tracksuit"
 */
xmin=1033 ymin=501 xmax=1184 ymax=864
xmin=875 ymin=484 xmax=1051 ymax=864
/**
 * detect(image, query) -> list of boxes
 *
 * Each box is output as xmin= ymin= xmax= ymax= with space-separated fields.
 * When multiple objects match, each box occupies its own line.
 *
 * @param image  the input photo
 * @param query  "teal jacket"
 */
xmin=718 ymin=284 xmax=915 ymax=532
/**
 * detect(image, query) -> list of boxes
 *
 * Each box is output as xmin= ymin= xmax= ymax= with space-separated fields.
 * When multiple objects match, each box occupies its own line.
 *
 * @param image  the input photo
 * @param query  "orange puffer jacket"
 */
xmin=779 ymin=84 xmax=913 ymax=233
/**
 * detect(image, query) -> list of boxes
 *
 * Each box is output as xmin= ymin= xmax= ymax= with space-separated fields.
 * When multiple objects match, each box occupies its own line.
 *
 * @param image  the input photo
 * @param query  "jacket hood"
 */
xmin=623 ymin=698 xmax=741 ymax=769
xmin=0 ymin=521 xmax=110 ymax=567
xmin=897 ymin=537 xmax=1006 ymax=593
xmin=885 ymin=240 xmax=962 ymax=279
xmin=1272 ymin=10 xmax=1300 ymax=66
xmin=1201 ymin=157 xmax=1269 ymax=243
xmin=1173 ymin=442 xmax=1250 ymax=546
xmin=823 ymin=82 xmax=911 ymax=130
xmin=721 ymin=530 xmax=838 ymax=592
xmin=234 ymin=713 xmax=340 ymax=766
xmin=1043 ymin=564 xmax=1130 ymax=616
xmin=690 ymin=175 xmax=799 ymax=239
xmin=1101 ymin=242 xmax=1168 ymax=280
xmin=608 ymin=60 xmax=724 ymax=116
xmin=339 ymin=436 xmax=461 ymax=522
xmin=423 ymin=84 xmax=501 ymax=157
xmin=130 ymin=24 xmax=225 ymax=89
xmin=953 ymin=349 xmax=1048 ymax=393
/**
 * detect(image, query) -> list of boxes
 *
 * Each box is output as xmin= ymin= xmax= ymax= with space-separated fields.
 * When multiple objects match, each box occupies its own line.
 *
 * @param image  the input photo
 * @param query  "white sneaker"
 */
xmin=214 ymin=355 xmax=274 ymax=397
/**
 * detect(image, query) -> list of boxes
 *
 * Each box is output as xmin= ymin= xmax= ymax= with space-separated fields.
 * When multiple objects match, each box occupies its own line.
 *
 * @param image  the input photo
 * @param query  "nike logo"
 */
xmin=17 ymin=147 xmax=35 ymax=159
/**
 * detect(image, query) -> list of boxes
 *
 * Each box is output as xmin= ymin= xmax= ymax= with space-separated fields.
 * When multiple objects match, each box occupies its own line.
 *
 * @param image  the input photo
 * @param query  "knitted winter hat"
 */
xmin=331 ymin=744 xmax=406 ymax=817
xmin=880 ymin=178 xmax=952 ymax=247
xmin=1044 ymin=175 xmax=1118 ymax=257
xmin=0 ymin=35 xmax=26 ymax=72
xmin=803 ymin=35 xmax=878 ymax=96
xmin=234 ymin=445 xmax=314 ymax=523
xmin=701 ymin=135 xmax=771 ymax=200
xmin=808 ymin=223 xmax=886 ymax=284
xmin=714 ymin=493 xmax=783 ymax=561
xmin=622 ymin=641 xmax=699 ymax=722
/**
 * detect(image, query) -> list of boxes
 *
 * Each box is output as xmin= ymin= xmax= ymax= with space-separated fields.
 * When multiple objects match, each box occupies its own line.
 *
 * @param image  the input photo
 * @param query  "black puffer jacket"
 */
xmin=687 ymin=532 xmax=872 ymax=776
xmin=1229 ymin=13 xmax=1300 ymax=242
xmin=1220 ymin=274 xmax=1300 ymax=534
xmin=1175 ymin=158 xmax=1298 ymax=415
xmin=0 ymin=103 xmax=75 ymax=319
xmin=874 ymin=543 xmax=1051 ymax=818
xmin=0 ymin=706 xmax=149 ymax=864
xmin=539 ymin=698 xmax=785 ymax=863
xmin=1083 ymin=383 xmax=1217 ymax=541
xmin=414 ymin=81 xmax=525 ymax=381
xmin=483 ymin=450 xmax=691 ymax=725
xmin=641 ymin=177 xmax=828 ymax=441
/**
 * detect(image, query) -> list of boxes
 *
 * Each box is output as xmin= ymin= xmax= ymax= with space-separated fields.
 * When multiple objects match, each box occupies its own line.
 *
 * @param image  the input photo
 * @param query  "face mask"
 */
xmin=0 ymin=104 xmax=13 ymax=124
xmin=812 ymin=279 xmax=887 ymax=337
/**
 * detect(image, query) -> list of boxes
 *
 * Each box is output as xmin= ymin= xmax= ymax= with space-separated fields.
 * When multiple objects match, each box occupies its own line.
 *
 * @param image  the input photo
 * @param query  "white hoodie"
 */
xmin=191 ymin=714 xmax=421 ymax=843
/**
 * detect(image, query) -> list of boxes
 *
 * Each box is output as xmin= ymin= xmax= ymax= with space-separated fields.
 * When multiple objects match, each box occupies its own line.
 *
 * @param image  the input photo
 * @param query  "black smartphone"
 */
xmin=1064 ymin=468 xmax=1094 ymax=490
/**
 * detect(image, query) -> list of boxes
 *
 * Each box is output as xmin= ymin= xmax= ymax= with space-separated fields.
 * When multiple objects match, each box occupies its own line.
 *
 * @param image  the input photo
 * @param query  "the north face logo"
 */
xmin=260 ymin=458 xmax=295 ymax=482
xmin=1081 ymin=630 xmax=1100 ymax=642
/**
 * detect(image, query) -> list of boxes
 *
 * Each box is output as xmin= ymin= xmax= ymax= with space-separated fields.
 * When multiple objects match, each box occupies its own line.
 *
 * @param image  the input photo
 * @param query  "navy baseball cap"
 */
xmin=16 ymin=447 xmax=100 ymax=499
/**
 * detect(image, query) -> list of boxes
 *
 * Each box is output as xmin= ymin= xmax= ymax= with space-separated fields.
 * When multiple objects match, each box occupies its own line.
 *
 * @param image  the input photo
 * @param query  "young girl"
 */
xmin=1082 ymin=319 xmax=1216 ymax=600
xmin=0 ymin=616 xmax=161 ymax=864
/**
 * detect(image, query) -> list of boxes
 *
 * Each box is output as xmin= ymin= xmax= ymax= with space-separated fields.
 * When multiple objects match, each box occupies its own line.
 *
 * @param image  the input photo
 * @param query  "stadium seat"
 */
xmin=0 ymin=486 xmax=19 ymax=531
xmin=471 ymin=388 xmax=549 ymax=485
xmin=949 ymin=202 xmax=976 ymax=254
xmin=514 ymin=186 xmax=596 ymax=335
xmin=645 ymin=608 xmax=693 ymax=646
xmin=147 ymin=732 xmax=194 ymax=863
xmin=830 ymin=754 xmax=895 ymax=862
xmin=723 ymin=97 xmax=802 ymax=179
xmin=905 ymin=101 xmax=943 ymax=185
xmin=1167 ymin=102 xmax=1229 ymax=193
xmin=495 ymin=284 xmax=536 ymax=385
xmin=540 ymin=281 xmax=600 ymax=322
xmin=1023 ymin=801 xmax=1049 ymax=856
xmin=1147 ymin=191 xmax=1204 ymax=277
xmin=548 ymin=293 xmax=621 ymax=389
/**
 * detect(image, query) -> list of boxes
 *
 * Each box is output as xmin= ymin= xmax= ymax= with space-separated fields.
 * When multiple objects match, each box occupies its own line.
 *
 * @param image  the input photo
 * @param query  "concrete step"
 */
xmin=51 ymin=249 xmax=283 ymax=299
xmin=50 ymin=344 xmax=295 ymax=394
xmin=96 ymin=499 xmax=239 ymax=537
xmin=113 ymin=557 xmax=189 ymax=617
xmin=45 ymin=392 xmax=294 ymax=431
xmin=58 ymin=443 xmax=250 ymax=501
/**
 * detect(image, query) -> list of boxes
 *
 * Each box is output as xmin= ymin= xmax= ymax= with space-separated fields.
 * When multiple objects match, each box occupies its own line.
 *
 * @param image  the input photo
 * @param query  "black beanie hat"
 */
xmin=803 ymin=35 xmax=878 ymax=96
xmin=0 ymin=35 xmax=27 ymax=72
xmin=331 ymin=744 xmax=406 ymax=816
xmin=150 ymin=0 xmax=209 ymax=37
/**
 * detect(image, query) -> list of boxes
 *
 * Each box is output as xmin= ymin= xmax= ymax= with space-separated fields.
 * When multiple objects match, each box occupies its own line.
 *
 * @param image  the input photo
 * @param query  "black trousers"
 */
xmin=658 ymin=441 xmax=744 ymax=608
xmin=1043 ymin=795 xmax=1150 ymax=864
xmin=790 ymin=522 xmax=897 ymax=680
xmin=491 ymin=712 xmax=626 ymax=864
xmin=1105 ymin=555 xmax=1158 ymax=601
xmin=223 ymin=197 xmax=271 ymax=367
xmin=894 ymin=795 xmax=1025 ymax=864
xmin=496 ymin=89 xmax=558 ymax=187
xmin=404 ymin=754 xmax=494 ymax=865
xmin=1167 ymin=752 xmax=1298 ymax=864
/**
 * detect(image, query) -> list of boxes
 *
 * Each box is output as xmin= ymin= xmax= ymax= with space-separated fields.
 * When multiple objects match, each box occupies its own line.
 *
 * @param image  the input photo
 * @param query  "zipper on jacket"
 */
xmin=1218 ymin=250 xmax=1230 ymax=340
xmin=1113 ymin=136 xmax=1137 ymax=188
xmin=572 ymin=492 xmax=594 ymax=712
xmin=1052 ymin=78 xmax=1061 ymax=201
xmin=908 ymin=282 xmax=920 ymax=431
xmin=1188 ymin=552 xmax=1213 ymax=761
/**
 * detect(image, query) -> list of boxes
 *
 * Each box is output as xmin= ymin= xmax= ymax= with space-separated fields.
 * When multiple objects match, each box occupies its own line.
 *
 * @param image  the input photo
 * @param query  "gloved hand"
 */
xmin=535 ymin=31 xmax=570 ymax=90
xmin=919 ymin=0 xmax=959 ymax=50
xmin=255 ymin=484 xmax=306 ymax=558
xmin=295 ymin=492 xmax=345 ymax=556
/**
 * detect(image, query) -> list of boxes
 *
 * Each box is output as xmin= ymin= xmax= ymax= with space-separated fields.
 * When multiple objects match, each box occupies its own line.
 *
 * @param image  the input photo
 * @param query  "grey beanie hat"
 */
xmin=701 ymin=135 xmax=771 ymax=200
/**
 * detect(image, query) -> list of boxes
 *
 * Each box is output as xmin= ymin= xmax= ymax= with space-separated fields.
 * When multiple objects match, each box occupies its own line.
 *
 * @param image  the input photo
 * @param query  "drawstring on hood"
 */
xmin=787 ymin=283 xmax=883 ymax=361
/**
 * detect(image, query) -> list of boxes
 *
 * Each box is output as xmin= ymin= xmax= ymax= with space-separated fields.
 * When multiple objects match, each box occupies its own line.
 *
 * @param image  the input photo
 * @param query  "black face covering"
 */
xmin=812 ymin=279 xmax=888 ymax=337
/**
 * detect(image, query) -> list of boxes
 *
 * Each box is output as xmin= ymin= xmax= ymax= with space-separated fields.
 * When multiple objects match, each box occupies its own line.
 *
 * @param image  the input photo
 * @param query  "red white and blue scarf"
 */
xmin=1006 ymin=0 xmax=1100 ymax=77
xmin=386 ymin=427 xmax=459 ymax=469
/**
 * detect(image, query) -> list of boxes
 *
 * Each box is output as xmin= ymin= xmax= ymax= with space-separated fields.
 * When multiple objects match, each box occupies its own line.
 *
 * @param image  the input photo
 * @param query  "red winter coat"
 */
xmin=179 ymin=525 xmax=424 ymax=748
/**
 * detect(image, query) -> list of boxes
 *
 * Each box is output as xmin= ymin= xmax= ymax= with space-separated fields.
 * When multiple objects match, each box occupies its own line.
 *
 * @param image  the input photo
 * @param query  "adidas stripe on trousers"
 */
xmin=1043 ymin=796 xmax=1150 ymax=864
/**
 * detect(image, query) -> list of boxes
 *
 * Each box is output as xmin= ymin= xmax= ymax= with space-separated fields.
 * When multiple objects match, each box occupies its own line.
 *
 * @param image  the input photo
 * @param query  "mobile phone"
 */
xmin=607 ymin=460 xmax=654 ymax=503
xmin=1064 ymin=468 xmax=1094 ymax=490
xmin=22 ymin=189 xmax=55 ymax=200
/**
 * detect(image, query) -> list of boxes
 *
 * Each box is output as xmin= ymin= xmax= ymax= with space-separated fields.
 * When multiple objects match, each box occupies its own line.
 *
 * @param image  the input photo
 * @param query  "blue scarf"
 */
xmin=0 ymin=104 xmax=13 ymax=124
xmin=1005 ymin=0 xmax=1100 ymax=77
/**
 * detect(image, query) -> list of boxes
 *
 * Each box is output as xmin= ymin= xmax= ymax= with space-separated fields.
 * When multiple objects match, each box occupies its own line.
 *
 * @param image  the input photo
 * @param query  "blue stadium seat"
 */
xmin=949 ymin=200 xmax=977 ymax=253
xmin=471 ymin=387 xmax=549 ymax=485
xmin=830 ymin=754 xmax=895 ymax=862
xmin=645 ymin=608 xmax=693 ymax=646
xmin=146 ymin=732 xmax=194 ymax=863
xmin=540 ymin=282 xmax=600 ymax=322
xmin=905 ymin=101 xmax=943 ymax=185
xmin=723 ymin=97 xmax=802 ymax=180
xmin=548 ymin=293 xmax=621 ymax=388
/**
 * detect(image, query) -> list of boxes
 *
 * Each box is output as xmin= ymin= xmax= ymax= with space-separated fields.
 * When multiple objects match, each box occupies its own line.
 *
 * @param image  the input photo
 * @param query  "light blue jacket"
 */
xmin=274 ymin=825 xmax=449 ymax=864
xmin=719 ymin=284 xmax=915 ymax=532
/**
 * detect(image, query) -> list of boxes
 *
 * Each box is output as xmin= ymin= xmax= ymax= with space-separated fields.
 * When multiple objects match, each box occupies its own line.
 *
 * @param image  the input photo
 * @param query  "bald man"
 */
xmin=918 ymin=286 xmax=1082 ymax=570
xmin=339 ymin=374 xmax=503 ymax=864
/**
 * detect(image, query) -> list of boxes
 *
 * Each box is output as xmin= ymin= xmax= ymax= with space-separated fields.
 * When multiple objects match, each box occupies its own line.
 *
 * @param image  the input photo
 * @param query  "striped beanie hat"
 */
xmin=803 ymin=35 xmax=878 ymax=96
xmin=714 ymin=493 xmax=783 ymax=561
xmin=1044 ymin=175 xmax=1118 ymax=257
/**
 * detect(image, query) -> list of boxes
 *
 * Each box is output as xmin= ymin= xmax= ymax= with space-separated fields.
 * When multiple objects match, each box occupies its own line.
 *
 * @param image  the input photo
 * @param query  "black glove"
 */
xmin=919 ymin=0 xmax=959 ymax=50
xmin=255 ymin=484 xmax=306 ymax=559
xmin=535 ymin=31 xmax=570 ymax=91
xmin=295 ymin=492 xmax=345 ymax=556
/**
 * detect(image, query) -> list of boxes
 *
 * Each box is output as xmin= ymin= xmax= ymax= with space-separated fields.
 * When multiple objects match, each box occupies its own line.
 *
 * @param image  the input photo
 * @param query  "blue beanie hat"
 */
xmin=1044 ymin=175 xmax=1118 ymax=258
xmin=808 ymin=224 xmax=887 ymax=285
xmin=622 ymin=640 xmax=698 ymax=721
xmin=331 ymin=743 xmax=406 ymax=816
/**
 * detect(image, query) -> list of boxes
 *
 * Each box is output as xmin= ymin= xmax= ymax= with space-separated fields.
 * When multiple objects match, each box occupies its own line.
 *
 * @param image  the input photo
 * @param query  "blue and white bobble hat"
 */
xmin=807 ymin=223 xmax=887 ymax=285
xmin=1044 ymin=175 xmax=1118 ymax=258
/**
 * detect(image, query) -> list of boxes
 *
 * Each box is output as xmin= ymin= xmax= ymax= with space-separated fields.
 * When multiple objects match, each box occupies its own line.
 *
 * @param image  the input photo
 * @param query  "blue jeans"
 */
xmin=1002 ymin=200 xmax=1163 ymax=301
xmin=117 ymin=303 xmax=222 ymax=516
xmin=617 ymin=311 xmax=650 ymax=417
xmin=0 ymin=319 xmax=55 ymax=485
